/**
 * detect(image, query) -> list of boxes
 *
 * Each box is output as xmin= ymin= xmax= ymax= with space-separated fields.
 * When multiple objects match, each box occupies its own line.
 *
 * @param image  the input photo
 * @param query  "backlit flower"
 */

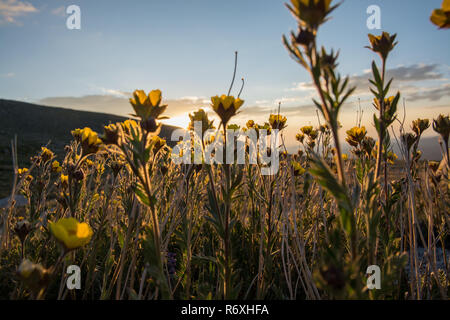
xmin=296 ymin=133 xmax=305 ymax=143
xmin=401 ymin=133 xmax=417 ymax=152
xmin=49 ymin=217 xmax=93 ymax=251
xmin=269 ymin=114 xmax=287 ymax=130
xmin=188 ymin=108 xmax=215 ymax=134
xmin=300 ymin=125 xmax=314 ymax=135
xmin=211 ymin=95 xmax=244 ymax=126
xmin=227 ymin=124 xmax=241 ymax=131
xmin=60 ymin=174 xmax=69 ymax=188
xmin=292 ymin=160 xmax=306 ymax=176
xmin=294 ymin=26 xmax=316 ymax=48
xmin=102 ymin=123 xmax=119 ymax=145
xmin=366 ymin=32 xmax=398 ymax=61
xmin=129 ymin=89 xmax=168 ymax=120
xmin=81 ymin=127 xmax=103 ymax=155
xmin=18 ymin=168 xmax=28 ymax=175
xmin=14 ymin=218 xmax=32 ymax=243
xmin=41 ymin=147 xmax=54 ymax=162
xmin=430 ymin=0 xmax=450 ymax=29
xmin=17 ymin=259 xmax=49 ymax=295
xmin=52 ymin=160 xmax=62 ymax=173
xmin=346 ymin=126 xmax=367 ymax=147
xmin=17 ymin=168 xmax=33 ymax=181
xmin=361 ymin=136 xmax=375 ymax=157
xmin=432 ymin=114 xmax=450 ymax=143
xmin=428 ymin=161 xmax=440 ymax=173
xmin=286 ymin=0 xmax=338 ymax=30
xmin=387 ymin=151 xmax=398 ymax=165
xmin=411 ymin=118 xmax=430 ymax=137
xmin=373 ymin=96 xmax=397 ymax=118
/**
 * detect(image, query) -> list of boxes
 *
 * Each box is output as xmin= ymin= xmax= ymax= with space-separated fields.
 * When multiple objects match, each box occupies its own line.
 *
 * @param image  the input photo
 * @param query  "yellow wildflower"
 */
xmin=60 ymin=174 xmax=69 ymax=188
xmin=412 ymin=118 xmax=430 ymax=137
xmin=81 ymin=127 xmax=103 ymax=155
xmin=366 ymin=32 xmax=398 ymax=60
xmin=292 ymin=160 xmax=306 ymax=176
xmin=102 ymin=123 xmax=119 ymax=145
xmin=433 ymin=114 xmax=450 ymax=143
xmin=49 ymin=217 xmax=93 ymax=251
xmin=346 ymin=126 xmax=367 ymax=147
xmin=188 ymin=108 xmax=215 ymax=134
xmin=129 ymin=89 xmax=168 ymax=120
xmin=286 ymin=0 xmax=338 ymax=30
xmin=430 ymin=0 xmax=450 ymax=29
xmin=85 ymin=159 xmax=94 ymax=168
xmin=52 ymin=160 xmax=62 ymax=173
xmin=246 ymin=120 xmax=255 ymax=128
xmin=41 ymin=147 xmax=54 ymax=162
xmin=227 ymin=124 xmax=241 ymax=131
xmin=211 ymin=95 xmax=244 ymax=126
xmin=300 ymin=126 xmax=314 ymax=135
xmin=18 ymin=168 xmax=28 ymax=175
xmin=296 ymin=133 xmax=305 ymax=143
xmin=269 ymin=114 xmax=287 ymax=130
xmin=387 ymin=151 xmax=398 ymax=165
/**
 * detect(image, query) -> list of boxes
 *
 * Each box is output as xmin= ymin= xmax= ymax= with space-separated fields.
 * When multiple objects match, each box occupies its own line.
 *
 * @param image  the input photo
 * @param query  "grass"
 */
xmin=0 ymin=0 xmax=448 ymax=300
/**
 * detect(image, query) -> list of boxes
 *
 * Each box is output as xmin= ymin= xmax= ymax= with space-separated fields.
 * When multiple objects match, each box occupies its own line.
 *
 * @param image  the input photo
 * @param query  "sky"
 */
xmin=0 ymin=0 xmax=449 ymax=152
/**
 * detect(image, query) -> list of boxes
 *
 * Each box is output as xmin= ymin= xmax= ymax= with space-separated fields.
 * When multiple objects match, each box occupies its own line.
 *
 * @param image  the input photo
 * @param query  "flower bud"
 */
xmin=14 ymin=219 xmax=32 ymax=243
xmin=140 ymin=117 xmax=158 ymax=133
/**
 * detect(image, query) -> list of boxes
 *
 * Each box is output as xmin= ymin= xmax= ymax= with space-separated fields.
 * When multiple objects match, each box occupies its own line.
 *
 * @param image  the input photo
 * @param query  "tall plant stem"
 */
xmin=223 ymin=126 xmax=232 ymax=299
xmin=374 ymin=59 xmax=386 ymax=179
xmin=307 ymin=45 xmax=346 ymax=188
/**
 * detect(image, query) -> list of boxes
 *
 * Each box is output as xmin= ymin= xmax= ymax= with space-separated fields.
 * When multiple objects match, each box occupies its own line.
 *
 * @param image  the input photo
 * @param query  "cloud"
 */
xmin=290 ymin=63 xmax=446 ymax=90
xmin=286 ymin=63 xmax=450 ymax=104
xmin=287 ymin=82 xmax=316 ymax=92
xmin=0 ymin=0 xmax=37 ymax=24
xmin=385 ymin=64 xmax=443 ymax=82
xmin=349 ymin=64 xmax=446 ymax=94
xmin=406 ymin=83 xmax=450 ymax=102
xmin=238 ymin=102 xmax=318 ymax=120
xmin=0 ymin=72 xmax=14 ymax=77
xmin=51 ymin=6 xmax=65 ymax=17
xmin=38 ymin=94 xmax=211 ymax=118
xmin=99 ymin=88 xmax=128 ymax=98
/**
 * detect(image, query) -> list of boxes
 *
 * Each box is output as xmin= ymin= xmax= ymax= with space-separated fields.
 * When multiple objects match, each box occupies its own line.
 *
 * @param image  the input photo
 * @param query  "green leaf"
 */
xmin=133 ymin=183 xmax=150 ymax=207
xmin=309 ymin=153 xmax=355 ymax=238
xmin=371 ymin=61 xmax=382 ymax=90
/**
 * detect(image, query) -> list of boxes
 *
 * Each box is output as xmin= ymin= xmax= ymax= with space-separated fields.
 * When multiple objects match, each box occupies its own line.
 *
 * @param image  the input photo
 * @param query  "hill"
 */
xmin=0 ymin=99 xmax=179 ymax=198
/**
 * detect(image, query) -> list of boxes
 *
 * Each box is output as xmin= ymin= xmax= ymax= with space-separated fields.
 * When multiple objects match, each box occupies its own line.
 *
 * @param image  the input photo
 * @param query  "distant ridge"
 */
xmin=0 ymin=99 xmax=178 ymax=144
xmin=0 ymin=99 xmax=179 ymax=197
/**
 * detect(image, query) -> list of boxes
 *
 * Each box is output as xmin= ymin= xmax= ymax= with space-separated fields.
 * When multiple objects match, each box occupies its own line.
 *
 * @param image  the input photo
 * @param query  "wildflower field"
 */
xmin=0 ymin=0 xmax=449 ymax=300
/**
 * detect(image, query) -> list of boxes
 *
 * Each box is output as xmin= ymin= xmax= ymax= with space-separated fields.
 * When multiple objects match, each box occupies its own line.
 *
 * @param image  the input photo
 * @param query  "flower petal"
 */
xmin=149 ymin=89 xmax=162 ymax=107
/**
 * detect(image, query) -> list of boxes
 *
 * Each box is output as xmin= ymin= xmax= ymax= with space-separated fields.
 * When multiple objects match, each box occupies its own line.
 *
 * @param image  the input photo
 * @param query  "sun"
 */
xmin=161 ymin=114 xmax=191 ymax=129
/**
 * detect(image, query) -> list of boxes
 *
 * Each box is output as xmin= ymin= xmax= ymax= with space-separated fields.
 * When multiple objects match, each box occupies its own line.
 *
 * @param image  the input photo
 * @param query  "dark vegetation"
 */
xmin=0 ymin=99 xmax=177 ymax=198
